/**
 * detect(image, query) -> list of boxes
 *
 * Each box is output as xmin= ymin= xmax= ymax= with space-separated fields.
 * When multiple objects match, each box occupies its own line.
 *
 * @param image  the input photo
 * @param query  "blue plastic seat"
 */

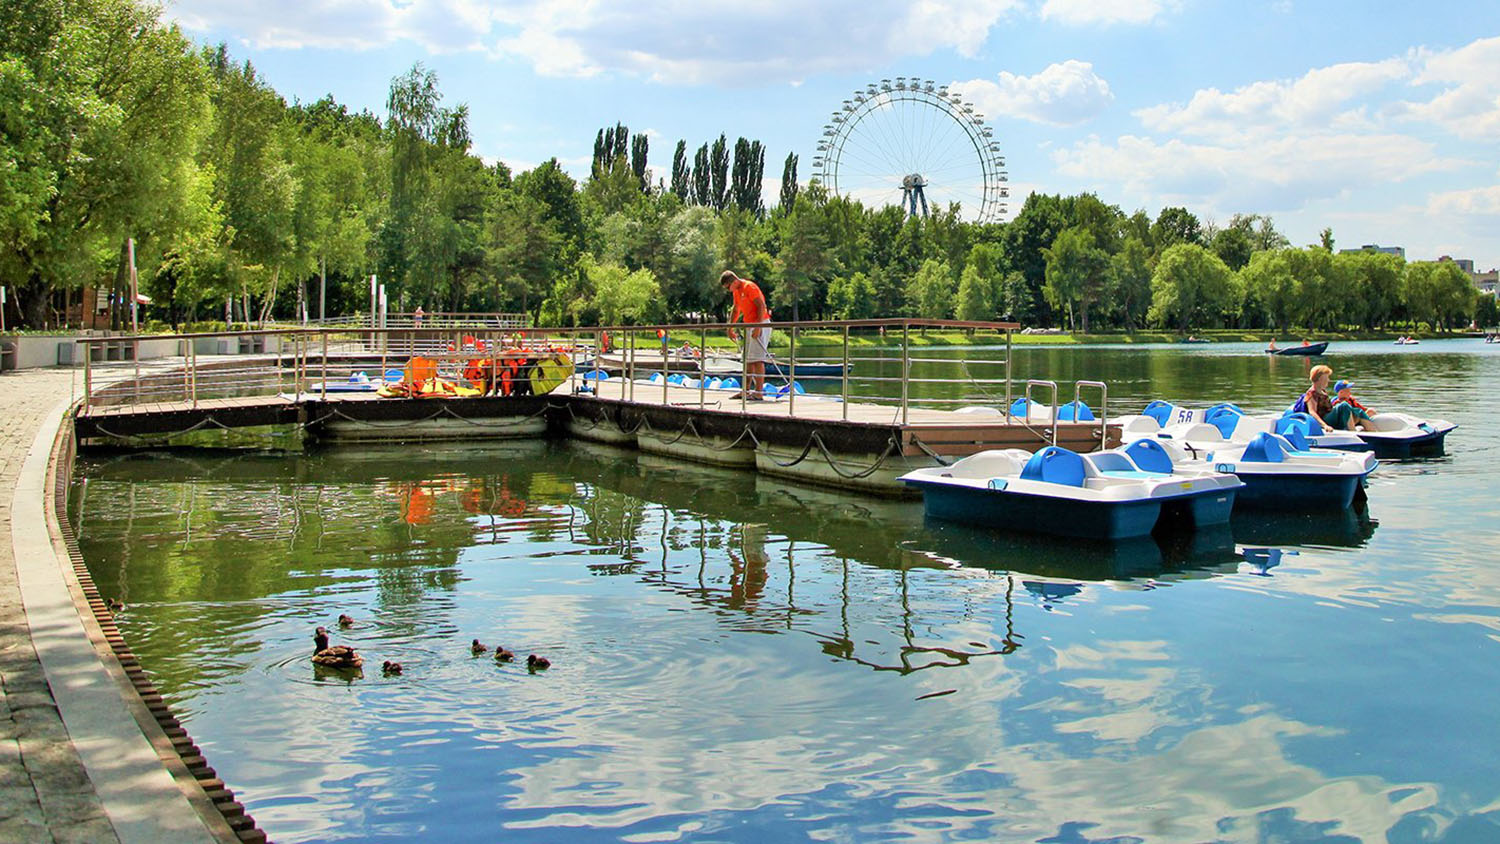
xmin=1009 ymin=397 xmax=1032 ymax=418
xmin=1241 ymin=432 xmax=1288 ymax=463
xmin=1205 ymin=403 xmax=1244 ymax=420
xmin=384 ymin=369 xmax=404 ymax=383
xmin=1124 ymin=438 xmax=1176 ymax=474
xmin=1142 ymin=400 xmax=1174 ymax=427
xmin=1059 ymin=400 xmax=1096 ymax=421
xmin=1278 ymin=427 xmax=1312 ymax=451
xmin=1020 ymin=446 xmax=1088 ymax=487
xmin=1276 ymin=413 xmax=1324 ymax=437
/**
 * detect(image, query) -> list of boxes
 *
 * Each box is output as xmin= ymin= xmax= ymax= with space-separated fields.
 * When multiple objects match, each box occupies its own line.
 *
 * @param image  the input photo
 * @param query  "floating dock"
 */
xmin=71 ymin=320 xmax=1121 ymax=496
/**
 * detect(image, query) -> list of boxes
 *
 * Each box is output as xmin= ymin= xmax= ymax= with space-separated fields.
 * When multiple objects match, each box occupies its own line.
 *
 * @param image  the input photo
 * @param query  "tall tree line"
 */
xmin=1 ymin=0 xmax=1488 ymax=332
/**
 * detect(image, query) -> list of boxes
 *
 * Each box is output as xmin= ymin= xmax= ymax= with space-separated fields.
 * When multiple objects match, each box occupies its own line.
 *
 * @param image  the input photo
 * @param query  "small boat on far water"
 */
xmin=1266 ymin=341 xmax=1328 ymax=356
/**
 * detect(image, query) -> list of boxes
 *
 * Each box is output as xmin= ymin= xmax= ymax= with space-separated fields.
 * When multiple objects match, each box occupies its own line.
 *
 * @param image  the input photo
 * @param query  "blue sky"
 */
xmin=167 ymin=0 xmax=1499 ymax=268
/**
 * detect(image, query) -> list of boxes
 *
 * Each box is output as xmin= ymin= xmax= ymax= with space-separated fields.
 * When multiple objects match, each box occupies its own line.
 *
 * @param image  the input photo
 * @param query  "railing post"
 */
xmin=182 ymin=339 xmax=190 ymax=402
xmin=740 ymin=325 xmax=748 ymax=413
xmin=321 ymin=331 xmax=328 ymax=400
xmin=840 ymin=324 xmax=850 ymax=420
xmin=699 ymin=325 xmax=707 ymax=409
xmin=788 ymin=325 xmax=797 ymax=416
xmin=1004 ymin=328 xmax=1013 ymax=423
xmin=132 ymin=339 xmax=140 ymax=406
xmin=189 ymin=338 xmax=197 ymax=408
xmin=83 ymin=343 xmax=92 ymax=413
xmin=900 ymin=321 xmax=910 ymax=426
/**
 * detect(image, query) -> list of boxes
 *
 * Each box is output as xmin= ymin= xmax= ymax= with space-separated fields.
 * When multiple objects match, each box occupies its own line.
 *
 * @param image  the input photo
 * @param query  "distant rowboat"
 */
xmin=1265 ymin=342 xmax=1328 ymax=356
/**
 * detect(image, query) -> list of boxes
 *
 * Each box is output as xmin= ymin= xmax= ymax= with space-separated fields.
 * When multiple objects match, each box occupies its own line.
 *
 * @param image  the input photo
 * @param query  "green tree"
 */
xmin=1150 ymin=206 xmax=1203 ymax=255
xmin=709 ymin=134 xmax=729 ymax=211
xmin=1210 ymin=226 xmax=1253 ymax=271
xmin=1404 ymin=260 xmax=1476 ymax=331
xmin=776 ymin=192 xmax=832 ymax=320
xmin=730 ymin=137 xmax=765 ymax=216
xmin=907 ymin=259 xmax=955 ymax=319
xmin=691 ymin=143 xmax=710 ymax=206
xmin=955 ymin=264 xmax=994 ymax=321
xmin=1239 ymin=249 xmax=1299 ymax=332
xmin=1109 ymin=236 xmax=1152 ymax=329
xmin=1148 ymin=243 xmax=1234 ymax=331
xmin=1042 ymin=227 xmax=1108 ymax=332
xmin=670 ymin=141 xmax=690 ymax=201
xmin=0 ymin=0 xmax=212 ymax=326
xmin=779 ymin=153 xmax=798 ymax=213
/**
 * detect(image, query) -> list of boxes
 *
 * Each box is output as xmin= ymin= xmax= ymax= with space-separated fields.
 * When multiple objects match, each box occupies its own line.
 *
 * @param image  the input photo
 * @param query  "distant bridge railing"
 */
xmin=267 ymin=312 xmax=531 ymax=330
xmin=70 ymin=319 xmax=1117 ymax=440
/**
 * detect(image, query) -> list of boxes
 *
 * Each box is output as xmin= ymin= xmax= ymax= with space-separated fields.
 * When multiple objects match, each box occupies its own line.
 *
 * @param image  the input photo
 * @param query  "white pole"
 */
xmin=1 ymin=285 xmax=7 ymax=332
xmin=369 ymin=274 xmax=377 ymax=329
xmin=319 ymin=255 xmax=326 ymax=323
xmin=127 ymin=237 xmax=138 ymax=334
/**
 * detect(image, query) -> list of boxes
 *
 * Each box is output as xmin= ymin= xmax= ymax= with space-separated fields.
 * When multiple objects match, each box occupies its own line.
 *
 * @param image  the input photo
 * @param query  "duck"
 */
xmin=526 ymin=654 xmax=550 ymax=672
xmin=311 ymin=626 xmax=363 ymax=669
xmin=381 ymin=660 xmax=403 ymax=675
xmin=494 ymin=647 xmax=515 ymax=663
xmin=337 ymin=614 xmax=354 ymax=628
xmin=105 ymin=598 xmax=124 ymax=612
xmin=470 ymin=638 xmax=488 ymax=655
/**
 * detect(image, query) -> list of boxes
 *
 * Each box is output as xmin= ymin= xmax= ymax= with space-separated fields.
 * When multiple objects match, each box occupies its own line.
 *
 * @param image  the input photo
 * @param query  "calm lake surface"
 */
xmin=74 ymin=340 xmax=1500 ymax=843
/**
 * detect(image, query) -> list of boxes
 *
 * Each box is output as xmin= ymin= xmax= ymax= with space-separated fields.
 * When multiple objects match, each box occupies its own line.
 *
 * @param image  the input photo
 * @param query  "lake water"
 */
xmin=73 ymin=340 xmax=1500 ymax=843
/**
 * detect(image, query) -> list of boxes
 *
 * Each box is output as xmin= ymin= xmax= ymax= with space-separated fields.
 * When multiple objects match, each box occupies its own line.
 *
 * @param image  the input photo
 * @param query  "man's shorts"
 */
xmin=743 ymin=324 xmax=770 ymax=363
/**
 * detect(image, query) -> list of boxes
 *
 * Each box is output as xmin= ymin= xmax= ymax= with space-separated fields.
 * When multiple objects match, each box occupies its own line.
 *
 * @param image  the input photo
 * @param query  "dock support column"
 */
xmin=900 ymin=322 xmax=910 ymax=425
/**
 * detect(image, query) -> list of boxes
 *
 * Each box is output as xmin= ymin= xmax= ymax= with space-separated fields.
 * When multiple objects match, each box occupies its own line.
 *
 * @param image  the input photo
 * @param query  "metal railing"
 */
xmin=268 ymin=312 xmax=532 ymax=330
xmin=73 ymin=319 xmax=1118 ymax=434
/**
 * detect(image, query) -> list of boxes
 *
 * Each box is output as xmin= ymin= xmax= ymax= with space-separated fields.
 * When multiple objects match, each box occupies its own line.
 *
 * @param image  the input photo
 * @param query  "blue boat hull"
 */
xmin=1360 ymin=429 xmax=1448 ymax=459
xmin=911 ymin=483 xmax=1237 ymax=541
xmin=1234 ymin=472 xmax=1365 ymax=510
xmin=916 ymin=484 xmax=1162 ymax=540
xmin=765 ymin=360 xmax=849 ymax=378
xmin=1266 ymin=342 xmax=1329 ymax=356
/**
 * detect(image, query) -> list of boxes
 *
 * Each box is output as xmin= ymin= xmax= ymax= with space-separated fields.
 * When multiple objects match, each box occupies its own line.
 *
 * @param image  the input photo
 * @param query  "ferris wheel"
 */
xmin=812 ymin=77 xmax=1008 ymax=223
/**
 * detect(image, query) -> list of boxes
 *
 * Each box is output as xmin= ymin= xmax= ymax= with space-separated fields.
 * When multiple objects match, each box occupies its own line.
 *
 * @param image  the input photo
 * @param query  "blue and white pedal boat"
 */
xmin=1192 ymin=430 xmax=1377 ymax=510
xmin=899 ymin=443 xmax=1243 ymax=540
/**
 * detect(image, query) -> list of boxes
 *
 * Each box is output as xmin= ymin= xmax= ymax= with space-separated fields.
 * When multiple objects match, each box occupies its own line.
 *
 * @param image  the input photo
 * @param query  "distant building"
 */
xmin=1437 ymin=256 xmax=1497 ymax=294
xmin=1339 ymin=244 xmax=1406 ymax=259
xmin=1438 ymin=255 xmax=1476 ymax=274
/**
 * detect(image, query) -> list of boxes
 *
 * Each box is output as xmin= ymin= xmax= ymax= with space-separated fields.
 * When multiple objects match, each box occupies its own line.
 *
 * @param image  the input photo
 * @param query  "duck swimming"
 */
xmin=526 ymin=654 xmax=550 ymax=672
xmin=312 ymin=626 xmax=363 ymax=668
xmin=381 ymin=661 xmax=403 ymax=675
xmin=337 ymin=614 xmax=354 ymax=628
xmin=106 ymin=598 xmax=124 ymax=612
xmin=494 ymin=647 xmax=515 ymax=663
xmin=471 ymin=639 xmax=488 ymax=655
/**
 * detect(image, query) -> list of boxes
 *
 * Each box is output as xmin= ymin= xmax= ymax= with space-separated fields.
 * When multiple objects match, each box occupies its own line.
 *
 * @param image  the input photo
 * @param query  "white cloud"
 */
xmin=1427 ymin=185 xmax=1500 ymax=216
xmin=1136 ymin=58 xmax=1410 ymax=140
xmin=1039 ymin=0 xmax=1176 ymax=26
xmin=951 ymin=60 xmax=1114 ymax=127
xmin=1053 ymin=131 xmax=1460 ymax=215
xmin=1392 ymin=35 xmax=1500 ymax=140
xmin=167 ymin=0 xmax=1024 ymax=83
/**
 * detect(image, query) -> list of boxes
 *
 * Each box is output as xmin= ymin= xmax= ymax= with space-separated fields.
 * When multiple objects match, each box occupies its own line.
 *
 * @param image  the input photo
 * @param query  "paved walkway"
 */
xmin=1 ymin=366 xmax=220 ymax=843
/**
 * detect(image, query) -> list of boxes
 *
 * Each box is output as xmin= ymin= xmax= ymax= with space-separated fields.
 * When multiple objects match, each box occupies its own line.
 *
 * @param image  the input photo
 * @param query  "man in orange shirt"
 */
xmin=721 ymin=270 xmax=771 ymax=399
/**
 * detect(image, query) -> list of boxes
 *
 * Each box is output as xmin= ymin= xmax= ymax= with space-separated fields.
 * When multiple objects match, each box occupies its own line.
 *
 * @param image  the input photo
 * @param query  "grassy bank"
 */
xmin=626 ymin=327 xmax=1470 ymax=351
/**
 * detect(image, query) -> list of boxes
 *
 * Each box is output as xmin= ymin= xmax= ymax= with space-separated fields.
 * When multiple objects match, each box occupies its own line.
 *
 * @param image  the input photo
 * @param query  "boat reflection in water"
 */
xmin=1231 ymin=500 xmax=1379 ymax=574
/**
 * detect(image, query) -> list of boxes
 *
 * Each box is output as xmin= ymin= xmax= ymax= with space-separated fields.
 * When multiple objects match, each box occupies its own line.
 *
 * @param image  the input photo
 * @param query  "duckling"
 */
xmin=337 ymin=614 xmax=354 ymax=628
xmin=105 ymin=598 xmax=124 ymax=612
xmin=526 ymin=654 xmax=550 ymax=672
xmin=311 ymin=626 xmax=363 ymax=669
xmin=381 ymin=660 xmax=403 ymax=676
xmin=470 ymin=639 xmax=488 ymax=655
xmin=493 ymin=647 xmax=515 ymax=663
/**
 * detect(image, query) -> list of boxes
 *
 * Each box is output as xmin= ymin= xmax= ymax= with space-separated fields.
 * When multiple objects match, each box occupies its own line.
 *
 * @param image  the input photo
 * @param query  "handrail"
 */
xmin=1024 ymin=379 xmax=1060 ymax=447
xmin=69 ymin=319 xmax=1139 ymax=454
xmin=1073 ymin=380 xmax=1109 ymax=448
